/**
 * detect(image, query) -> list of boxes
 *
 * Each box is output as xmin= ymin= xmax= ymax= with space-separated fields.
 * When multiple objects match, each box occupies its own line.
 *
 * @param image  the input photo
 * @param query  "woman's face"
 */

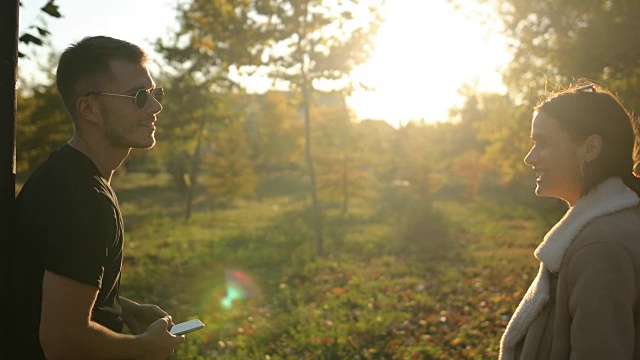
xmin=524 ymin=111 xmax=584 ymax=206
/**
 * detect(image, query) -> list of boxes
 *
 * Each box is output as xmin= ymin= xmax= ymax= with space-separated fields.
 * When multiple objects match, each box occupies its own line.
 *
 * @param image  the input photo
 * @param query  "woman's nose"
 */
xmin=524 ymin=147 xmax=536 ymax=167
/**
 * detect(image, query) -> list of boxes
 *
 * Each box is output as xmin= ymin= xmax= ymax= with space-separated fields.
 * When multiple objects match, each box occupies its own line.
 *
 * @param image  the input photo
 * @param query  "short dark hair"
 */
xmin=56 ymin=36 xmax=148 ymax=118
xmin=536 ymin=81 xmax=639 ymax=195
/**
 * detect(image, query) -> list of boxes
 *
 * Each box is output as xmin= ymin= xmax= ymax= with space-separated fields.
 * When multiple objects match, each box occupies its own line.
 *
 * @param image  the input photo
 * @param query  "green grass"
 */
xmin=112 ymin=172 xmax=552 ymax=359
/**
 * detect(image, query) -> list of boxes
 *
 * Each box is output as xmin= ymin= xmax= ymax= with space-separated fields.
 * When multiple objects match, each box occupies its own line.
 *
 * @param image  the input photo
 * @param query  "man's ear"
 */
xmin=581 ymin=134 xmax=603 ymax=162
xmin=76 ymin=95 xmax=102 ymax=125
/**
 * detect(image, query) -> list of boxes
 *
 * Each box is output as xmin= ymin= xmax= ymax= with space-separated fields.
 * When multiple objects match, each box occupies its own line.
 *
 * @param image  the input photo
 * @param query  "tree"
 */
xmin=18 ymin=1 xmax=62 ymax=58
xmin=451 ymin=0 xmax=640 ymax=197
xmin=449 ymin=87 xmax=531 ymax=191
xmin=2 ymin=0 xmax=62 ymax=205
xmin=159 ymin=0 xmax=384 ymax=257
xmin=312 ymin=91 xmax=369 ymax=214
xmin=242 ymin=91 xmax=305 ymax=175
xmin=480 ymin=0 xmax=640 ymax=112
xmin=472 ymin=92 xmax=531 ymax=188
xmin=351 ymin=119 xmax=396 ymax=183
xmin=155 ymin=72 xmax=248 ymax=220
xmin=16 ymin=83 xmax=72 ymax=173
xmin=1 ymin=0 xmax=60 ymax=354
xmin=200 ymin=116 xmax=258 ymax=207
xmin=0 ymin=1 xmax=19 ymax=354
xmin=450 ymin=150 xmax=488 ymax=199
xmin=392 ymin=123 xmax=444 ymax=197
xmin=0 ymin=0 xmax=19 ymax=227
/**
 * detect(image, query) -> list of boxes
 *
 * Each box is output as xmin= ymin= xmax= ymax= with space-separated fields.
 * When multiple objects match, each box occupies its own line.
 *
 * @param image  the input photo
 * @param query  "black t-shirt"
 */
xmin=9 ymin=144 xmax=124 ymax=358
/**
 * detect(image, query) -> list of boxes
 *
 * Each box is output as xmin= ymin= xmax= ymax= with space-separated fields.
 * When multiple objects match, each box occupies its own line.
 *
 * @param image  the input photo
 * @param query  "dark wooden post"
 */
xmin=0 ymin=0 xmax=19 ymax=353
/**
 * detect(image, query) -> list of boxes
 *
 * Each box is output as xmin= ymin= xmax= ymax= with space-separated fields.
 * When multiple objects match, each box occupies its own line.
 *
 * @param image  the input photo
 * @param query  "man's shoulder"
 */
xmin=16 ymin=147 xmax=114 ymax=217
xmin=20 ymin=146 xmax=106 ymax=194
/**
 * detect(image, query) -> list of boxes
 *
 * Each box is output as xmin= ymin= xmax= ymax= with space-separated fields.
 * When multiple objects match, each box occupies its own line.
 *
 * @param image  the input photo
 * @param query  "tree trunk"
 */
xmin=302 ymin=76 xmax=323 ymax=257
xmin=341 ymin=153 xmax=349 ymax=215
xmin=340 ymin=112 xmax=350 ymax=215
xmin=1 ymin=1 xmax=18 ymax=232
xmin=0 ymin=0 xmax=19 ymax=353
xmin=185 ymin=115 xmax=206 ymax=222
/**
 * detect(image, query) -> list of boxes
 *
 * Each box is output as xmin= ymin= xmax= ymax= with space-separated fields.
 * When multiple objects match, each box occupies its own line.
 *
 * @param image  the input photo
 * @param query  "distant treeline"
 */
xmin=16 ymin=0 xmax=640 ymax=220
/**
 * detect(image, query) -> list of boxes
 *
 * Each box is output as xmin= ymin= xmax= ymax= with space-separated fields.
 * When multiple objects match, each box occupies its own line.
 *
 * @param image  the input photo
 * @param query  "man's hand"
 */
xmin=138 ymin=316 xmax=185 ymax=360
xmin=121 ymin=298 xmax=171 ymax=335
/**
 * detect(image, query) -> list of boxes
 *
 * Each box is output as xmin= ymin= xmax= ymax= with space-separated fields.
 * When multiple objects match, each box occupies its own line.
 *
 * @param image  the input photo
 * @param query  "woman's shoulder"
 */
xmin=567 ymin=206 xmax=640 ymax=259
xmin=581 ymin=206 xmax=640 ymax=236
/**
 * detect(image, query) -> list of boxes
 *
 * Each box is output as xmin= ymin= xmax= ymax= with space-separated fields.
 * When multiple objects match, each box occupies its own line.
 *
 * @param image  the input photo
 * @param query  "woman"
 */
xmin=499 ymin=82 xmax=640 ymax=360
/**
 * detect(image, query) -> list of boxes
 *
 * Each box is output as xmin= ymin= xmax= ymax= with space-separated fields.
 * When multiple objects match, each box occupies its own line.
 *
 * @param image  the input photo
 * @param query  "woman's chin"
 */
xmin=534 ymin=184 xmax=552 ymax=198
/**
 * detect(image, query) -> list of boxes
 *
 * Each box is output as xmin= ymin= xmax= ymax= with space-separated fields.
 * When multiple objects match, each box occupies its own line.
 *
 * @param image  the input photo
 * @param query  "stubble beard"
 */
xmin=101 ymin=105 xmax=156 ymax=149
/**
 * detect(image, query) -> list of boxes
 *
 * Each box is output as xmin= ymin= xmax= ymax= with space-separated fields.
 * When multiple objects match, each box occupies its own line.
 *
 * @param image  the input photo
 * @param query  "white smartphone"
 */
xmin=170 ymin=319 xmax=205 ymax=336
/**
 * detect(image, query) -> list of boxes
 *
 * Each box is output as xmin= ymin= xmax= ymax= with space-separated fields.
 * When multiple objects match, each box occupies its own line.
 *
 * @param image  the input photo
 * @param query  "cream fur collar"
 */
xmin=499 ymin=177 xmax=639 ymax=360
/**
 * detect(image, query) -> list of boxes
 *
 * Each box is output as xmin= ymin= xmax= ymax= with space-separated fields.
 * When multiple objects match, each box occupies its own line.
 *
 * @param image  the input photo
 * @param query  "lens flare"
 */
xmin=220 ymin=269 xmax=260 ymax=310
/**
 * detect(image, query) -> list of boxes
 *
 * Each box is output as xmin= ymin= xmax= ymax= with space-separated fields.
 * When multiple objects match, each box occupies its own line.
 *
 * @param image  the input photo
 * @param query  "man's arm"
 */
xmin=39 ymin=271 xmax=184 ymax=360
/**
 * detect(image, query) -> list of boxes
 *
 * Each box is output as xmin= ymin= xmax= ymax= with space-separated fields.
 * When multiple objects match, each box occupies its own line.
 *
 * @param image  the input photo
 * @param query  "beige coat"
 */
xmin=500 ymin=177 xmax=640 ymax=360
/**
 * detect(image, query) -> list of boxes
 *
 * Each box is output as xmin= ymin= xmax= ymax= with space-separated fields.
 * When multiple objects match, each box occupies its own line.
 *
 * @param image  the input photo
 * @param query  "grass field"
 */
xmin=112 ymin=172 xmax=557 ymax=359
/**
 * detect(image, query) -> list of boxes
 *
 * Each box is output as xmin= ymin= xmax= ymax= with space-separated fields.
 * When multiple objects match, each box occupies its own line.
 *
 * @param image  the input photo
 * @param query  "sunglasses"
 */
xmin=86 ymin=87 xmax=164 ymax=108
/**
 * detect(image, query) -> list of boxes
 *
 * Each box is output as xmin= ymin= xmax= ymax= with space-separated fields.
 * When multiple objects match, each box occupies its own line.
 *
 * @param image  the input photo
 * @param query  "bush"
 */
xmin=375 ymin=184 xmax=454 ymax=265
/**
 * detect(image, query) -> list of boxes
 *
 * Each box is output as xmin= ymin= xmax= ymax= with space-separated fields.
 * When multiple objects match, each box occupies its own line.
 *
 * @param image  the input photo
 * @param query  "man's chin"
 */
xmin=131 ymin=139 xmax=156 ymax=150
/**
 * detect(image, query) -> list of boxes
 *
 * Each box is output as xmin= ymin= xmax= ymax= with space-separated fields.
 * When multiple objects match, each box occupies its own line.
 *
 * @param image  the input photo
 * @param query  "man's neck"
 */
xmin=67 ymin=136 xmax=130 ymax=184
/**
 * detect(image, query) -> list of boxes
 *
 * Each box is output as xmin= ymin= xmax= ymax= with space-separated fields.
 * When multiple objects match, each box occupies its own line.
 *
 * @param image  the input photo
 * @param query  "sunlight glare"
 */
xmin=347 ymin=0 xmax=510 ymax=127
xmin=220 ymin=269 xmax=260 ymax=310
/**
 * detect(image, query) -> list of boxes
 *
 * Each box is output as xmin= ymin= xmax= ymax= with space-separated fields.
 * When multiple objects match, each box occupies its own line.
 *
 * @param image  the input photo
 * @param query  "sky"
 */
xmin=18 ymin=0 xmax=512 ymax=128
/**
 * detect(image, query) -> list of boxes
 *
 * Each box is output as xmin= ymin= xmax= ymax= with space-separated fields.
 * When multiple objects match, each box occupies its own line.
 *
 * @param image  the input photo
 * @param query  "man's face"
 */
xmin=97 ymin=59 xmax=162 ymax=149
xmin=523 ymin=111 xmax=583 ymax=206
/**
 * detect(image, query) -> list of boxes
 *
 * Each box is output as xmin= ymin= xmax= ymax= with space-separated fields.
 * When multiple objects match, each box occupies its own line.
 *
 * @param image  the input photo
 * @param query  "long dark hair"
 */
xmin=535 ymin=81 xmax=640 ymax=196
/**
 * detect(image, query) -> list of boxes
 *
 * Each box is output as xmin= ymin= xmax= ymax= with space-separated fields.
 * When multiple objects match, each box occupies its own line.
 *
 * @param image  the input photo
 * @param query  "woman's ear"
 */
xmin=581 ymin=134 xmax=603 ymax=162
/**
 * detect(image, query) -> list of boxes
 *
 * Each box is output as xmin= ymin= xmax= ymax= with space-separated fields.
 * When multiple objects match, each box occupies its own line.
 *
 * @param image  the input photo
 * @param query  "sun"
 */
xmin=347 ymin=0 xmax=510 ymax=127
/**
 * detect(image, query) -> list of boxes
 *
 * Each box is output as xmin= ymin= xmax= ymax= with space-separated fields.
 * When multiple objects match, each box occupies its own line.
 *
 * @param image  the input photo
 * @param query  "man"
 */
xmin=8 ymin=36 xmax=185 ymax=359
